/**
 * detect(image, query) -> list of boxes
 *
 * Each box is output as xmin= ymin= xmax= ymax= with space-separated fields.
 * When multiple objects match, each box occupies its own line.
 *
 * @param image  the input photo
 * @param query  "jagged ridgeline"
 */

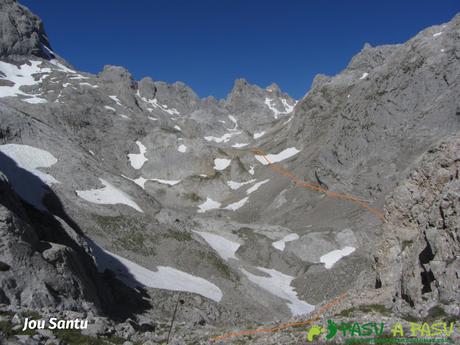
xmin=0 ymin=0 xmax=458 ymax=343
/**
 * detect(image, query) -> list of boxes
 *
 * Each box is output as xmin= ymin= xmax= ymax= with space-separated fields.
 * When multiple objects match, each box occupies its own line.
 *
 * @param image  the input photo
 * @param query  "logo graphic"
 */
xmin=306 ymin=319 xmax=455 ymax=343
xmin=306 ymin=324 xmax=325 ymax=342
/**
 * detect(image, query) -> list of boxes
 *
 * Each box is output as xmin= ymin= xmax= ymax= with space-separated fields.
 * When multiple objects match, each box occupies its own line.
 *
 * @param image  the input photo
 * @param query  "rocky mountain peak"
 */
xmin=0 ymin=0 xmax=52 ymax=59
xmin=98 ymin=65 xmax=136 ymax=87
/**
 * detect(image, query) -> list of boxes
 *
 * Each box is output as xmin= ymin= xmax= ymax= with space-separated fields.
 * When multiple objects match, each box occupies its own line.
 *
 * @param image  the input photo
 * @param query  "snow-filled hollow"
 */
xmin=128 ymin=141 xmax=148 ymax=170
xmin=193 ymin=231 xmax=240 ymax=261
xmin=272 ymin=233 xmax=299 ymax=251
xmin=241 ymin=267 xmax=314 ymax=316
xmin=320 ymin=246 xmax=356 ymax=269
xmin=197 ymin=197 xmax=221 ymax=213
xmin=76 ymin=178 xmax=143 ymax=213
xmin=213 ymin=158 xmax=231 ymax=171
xmin=254 ymin=147 xmax=300 ymax=165
xmin=88 ymin=240 xmax=222 ymax=302
xmin=0 ymin=144 xmax=59 ymax=211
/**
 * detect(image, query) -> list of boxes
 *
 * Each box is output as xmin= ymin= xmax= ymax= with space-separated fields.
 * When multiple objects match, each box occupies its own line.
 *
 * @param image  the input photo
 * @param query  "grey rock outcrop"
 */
xmin=0 ymin=0 xmax=52 ymax=58
xmin=373 ymin=135 xmax=459 ymax=317
xmin=0 ymin=172 xmax=110 ymax=311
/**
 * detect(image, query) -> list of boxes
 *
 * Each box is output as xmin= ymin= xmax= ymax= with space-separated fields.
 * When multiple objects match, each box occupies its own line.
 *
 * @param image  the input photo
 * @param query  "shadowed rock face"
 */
xmin=0 ymin=0 xmax=459 ymax=332
xmin=0 ymin=0 xmax=52 ymax=58
xmin=0 ymin=172 xmax=108 ymax=311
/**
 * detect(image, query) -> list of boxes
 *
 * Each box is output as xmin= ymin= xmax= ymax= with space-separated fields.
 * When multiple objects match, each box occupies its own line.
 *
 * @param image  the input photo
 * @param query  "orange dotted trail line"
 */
xmin=250 ymin=148 xmax=386 ymax=222
xmin=210 ymin=292 xmax=348 ymax=342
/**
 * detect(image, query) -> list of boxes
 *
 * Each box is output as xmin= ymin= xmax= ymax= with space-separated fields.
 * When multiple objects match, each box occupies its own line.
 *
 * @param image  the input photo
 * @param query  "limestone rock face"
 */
xmin=0 ymin=172 xmax=111 ymax=312
xmin=374 ymin=135 xmax=460 ymax=316
xmin=0 ymin=0 xmax=52 ymax=58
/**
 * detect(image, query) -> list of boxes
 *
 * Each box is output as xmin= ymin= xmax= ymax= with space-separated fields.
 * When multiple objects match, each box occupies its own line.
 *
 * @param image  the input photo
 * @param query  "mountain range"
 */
xmin=0 ymin=0 xmax=459 ymax=344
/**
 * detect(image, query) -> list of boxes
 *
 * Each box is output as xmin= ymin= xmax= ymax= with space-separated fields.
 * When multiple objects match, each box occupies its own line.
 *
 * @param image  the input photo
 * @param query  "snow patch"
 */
xmin=232 ymin=143 xmax=248 ymax=148
xmin=177 ymin=144 xmax=187 ymax=153
xmin=272 ymin=233 xmax=299 ymax=251
xmin=79 ymin=82 xmax=98 ymax=88
xmin=0 ymin=144 xmax=59 ymax=210
xmin=359 ymin=72 xmax=369 ymax=80
xmin=433 ymin=31 xmax=443 ymax=37
xmin=0 ymin=60 xmax=49 ymax=103
xmin=320 ymin=246 xmax=356 ymax=269
xmin=88 ymin=240 xmax=222 ymax=302
xmin=213 ymin=158 xmax=231 ymax=171
xmin=197 ymin=197 xmax=221 ymax=213
xmin=137 ymin=93 xmax=180 ymax=115
xmin=224 ymin=197 xmax=249 ymax=211
xmin=227 ymin=179 xmax=256 ymax=190
xmin=246 ymin=179 xmax=269 ymax=194
xmin=109 ymin=95 xmax=122 ymax=105
xmin=241 ymin=267 xmax=314 ymax=316
xmin=255 ymin=147 xmax=300 ymax=165
xmin=151 ymin=178 xmax=181 ymax=186
xmin=265 ymin=98 xmax=295 ymax=119
xmin=193 ymin=231 xmax=240 ymax=261
xmin=128 ymin=141 xmax=148 ymax=170
xmin=253 ymin=131 xmax=265 ymax=139
xmin=76 ymin=178 xmax=143 ymax=213
xmin=104 ymin=106 xmax=116 ymax=111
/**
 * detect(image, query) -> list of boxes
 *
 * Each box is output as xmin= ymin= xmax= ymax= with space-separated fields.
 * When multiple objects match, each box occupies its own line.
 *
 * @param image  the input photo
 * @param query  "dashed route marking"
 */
xmin=210 ymin=292 xmax=348 ymax=342
xmin=250 ymin=148 xmax=386 ymax=222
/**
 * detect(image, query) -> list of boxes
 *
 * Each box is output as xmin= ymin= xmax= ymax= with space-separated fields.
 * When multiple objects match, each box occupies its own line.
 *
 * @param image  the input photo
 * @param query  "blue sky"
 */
xmin=22 ymin=0 xmax=459 ymax=99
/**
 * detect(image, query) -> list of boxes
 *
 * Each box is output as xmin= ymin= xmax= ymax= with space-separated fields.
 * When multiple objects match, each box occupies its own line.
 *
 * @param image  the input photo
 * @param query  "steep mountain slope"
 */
xmin=0 ymin=0 xmax=459 ymax=343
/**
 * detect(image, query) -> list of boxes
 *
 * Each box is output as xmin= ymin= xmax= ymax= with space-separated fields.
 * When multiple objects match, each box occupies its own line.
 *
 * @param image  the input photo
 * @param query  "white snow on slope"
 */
xmin=193 ymin=231 xmax=240 ymax=261
xmin=433 ymin=31 xmax=443 ymax=37
xmin=122 ymin=175 xmax=181 ymax=189
xmin=224 ymin=197 xmax=249 ymax=211
xmin=359 ymin=72 xmax=369 ymax=80
xmin=214 ymin=158 xmax=231 ymax=171
xmin=255 ymin=147 xmax=300 ymax=165
xmin=204 ymin=115 xmax=241 ymax=144
xmin=136 ymin=92 xmax=180 ymax=115
xmin=0 ymin=144 xmax=59 ymax=210
xmin=178 ymin=144 xmax=187 ymax=153
xmin=246 ymin=179 xmax=270 ymax=194
xmin=227 ymin=179 xmax=256 ymax=190
xmin=104 ymin=106 xmax=116 ymax=111
xmin=128 ymin=141 xmax=148 ymax=170
xmin=76 ymin=178 xmax=143 ymax=212
xmin=0 ymin=60 xmax=49 ymax=103
xmin=281 ymin=98 xmax=295 ymax=113
xmin=79 ymin=82 xmax=98 ymax=88
xmin=49 ymin=59 xmax=76 ymax=73
xmin=88 ymin=240 xmax=222 ymax=302
xmin=23 ymin=97 xmax=48 ymax=104
xmin=265 ymin=98 xmax=295 ymax=119
xmin=132 ymin=176 xmax=148 ymax=189
xmin=248 ymin=166 xmax=255 ymax=175
xmin=272 ymin=233 xmax=300 ymax=251
xmin=204 ymin=131 xmax=241 ymax=143
xmin=253 ymin=131 xmax=265 ymax=139
xmin=232 ymin=143 xmax=248 ymax=148
xmin=0 ymin=144 xmax=58 ymax=184
xmin=320 ymin=246 xmax=356 ymax=269
xmin=174 ymin=125 xmax=182 ymax=131
xmin=197 ymin=197 xmax=221 ymax=213
xmin=151 ymin=178 xmax=181 ymax=186
xmin=241 ymin=267 xmax=314 ymax=316
xmin=109 ymin=95 xmax=122 ymax=105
